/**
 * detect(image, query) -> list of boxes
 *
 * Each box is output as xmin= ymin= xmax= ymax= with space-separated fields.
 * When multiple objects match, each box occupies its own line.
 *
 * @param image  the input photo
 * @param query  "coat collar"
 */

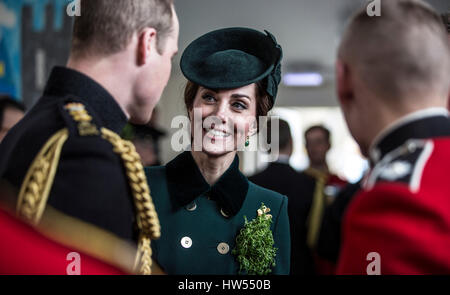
xmin=369 ymin=108 xmax=450 ymax=165
xmin=43 ymin=66 xmax=128 ymax=134
xmin=165 ymin=151 xmax=249 ymax=217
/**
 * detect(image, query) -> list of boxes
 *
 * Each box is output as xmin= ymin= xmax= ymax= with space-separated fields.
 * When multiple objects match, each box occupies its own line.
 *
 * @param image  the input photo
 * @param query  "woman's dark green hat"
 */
xmin=180 ymin=27 xmax=283 ymax=105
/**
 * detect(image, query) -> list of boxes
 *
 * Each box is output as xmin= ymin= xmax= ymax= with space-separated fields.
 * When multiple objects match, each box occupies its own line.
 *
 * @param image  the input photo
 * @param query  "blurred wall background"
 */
xmin=0 ymin=0 xmax=73 ymax=104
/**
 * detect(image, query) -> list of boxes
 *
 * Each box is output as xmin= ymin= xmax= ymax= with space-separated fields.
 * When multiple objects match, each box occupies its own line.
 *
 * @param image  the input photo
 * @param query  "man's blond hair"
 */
xmin=339 ymin=0 xmax=450 ymax=102
xmin=71 ymin=0 xmax=174 ymax=58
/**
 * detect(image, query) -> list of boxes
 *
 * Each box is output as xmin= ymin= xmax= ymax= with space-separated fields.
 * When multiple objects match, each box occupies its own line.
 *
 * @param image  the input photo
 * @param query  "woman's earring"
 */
xmin=245 ymin=136 xmax=250 ymax=147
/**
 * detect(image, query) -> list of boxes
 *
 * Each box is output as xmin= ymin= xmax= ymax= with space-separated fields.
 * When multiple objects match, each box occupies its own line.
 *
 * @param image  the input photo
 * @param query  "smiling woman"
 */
xmin=144 ymin=27 xmax=290 ymax=275
xmin=188 ymin=84 xmax=258 ymax=155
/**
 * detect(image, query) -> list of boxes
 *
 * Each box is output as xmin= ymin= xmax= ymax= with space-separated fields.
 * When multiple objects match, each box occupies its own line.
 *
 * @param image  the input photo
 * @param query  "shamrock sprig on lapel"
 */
xmin=232 ymin=203 xmax=277 ymax=275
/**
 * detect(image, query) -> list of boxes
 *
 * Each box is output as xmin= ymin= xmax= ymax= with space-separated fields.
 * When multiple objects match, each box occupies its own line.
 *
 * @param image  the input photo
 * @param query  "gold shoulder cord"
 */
xmin=16 ymin=103 xmax=160 ymax=275
xmin=16 ymin=129 xmax=69 ymax=225
xmin=100 ymin=128 xmax=161 ymax=275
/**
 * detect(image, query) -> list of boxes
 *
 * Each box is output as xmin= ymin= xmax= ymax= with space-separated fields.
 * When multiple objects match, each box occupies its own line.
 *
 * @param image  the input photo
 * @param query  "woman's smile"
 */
xmin=203 ymin=126 xmax=232 ymax=139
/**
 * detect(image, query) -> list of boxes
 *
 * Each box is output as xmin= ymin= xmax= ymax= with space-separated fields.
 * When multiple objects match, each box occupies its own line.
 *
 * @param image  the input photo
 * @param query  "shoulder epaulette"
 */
xmin=15 ymin=101 xmax=97 ymax=224
xmin=63 ymin=102 xmax=100 ymax=136
xmin=365 ymin=139 xmax=434 ymax=192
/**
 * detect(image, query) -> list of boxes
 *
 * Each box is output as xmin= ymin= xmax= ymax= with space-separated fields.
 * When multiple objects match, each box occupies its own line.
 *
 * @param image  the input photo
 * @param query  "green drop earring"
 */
xmin=245 ymin=136 xmax=250 ymax=147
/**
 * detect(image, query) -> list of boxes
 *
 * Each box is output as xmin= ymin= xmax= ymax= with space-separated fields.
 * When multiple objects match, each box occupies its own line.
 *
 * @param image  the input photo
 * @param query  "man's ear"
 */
xmin=137 ymin=28 xmax=158 ymax=66
xmin=336 ymin=59 xmax=354 ymax=106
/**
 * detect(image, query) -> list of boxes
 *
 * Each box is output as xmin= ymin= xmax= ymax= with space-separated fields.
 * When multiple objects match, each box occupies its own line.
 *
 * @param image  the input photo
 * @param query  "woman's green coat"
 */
xmin=145 ymin=151 xmax=291 ymax=275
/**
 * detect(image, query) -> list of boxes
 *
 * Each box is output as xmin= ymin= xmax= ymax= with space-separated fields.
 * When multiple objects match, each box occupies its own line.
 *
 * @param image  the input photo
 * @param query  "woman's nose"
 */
xmin=212 ymin=102 xmax=228 ymax=124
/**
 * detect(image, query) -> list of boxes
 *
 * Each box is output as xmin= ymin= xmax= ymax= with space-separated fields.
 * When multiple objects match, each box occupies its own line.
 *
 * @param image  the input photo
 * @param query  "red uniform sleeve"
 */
xmin=337 ymin=183 xmax=450 ymax=275
xmin=0 ymin=209 xmax=128 ymax=275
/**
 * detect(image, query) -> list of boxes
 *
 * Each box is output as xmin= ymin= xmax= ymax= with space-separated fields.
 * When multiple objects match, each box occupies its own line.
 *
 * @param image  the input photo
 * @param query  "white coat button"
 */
xmin=185 ymin=201 xmax=197 ymax=211
xmin=217 ymin=242 xmax=230 ymax=254
xmin=181 ymin=237 xmax=192 ymax=248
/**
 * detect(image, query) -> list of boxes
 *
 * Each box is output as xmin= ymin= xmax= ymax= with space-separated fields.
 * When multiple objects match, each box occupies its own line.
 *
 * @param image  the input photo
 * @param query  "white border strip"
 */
xmin=410 ymin=140 xmax=434 ymax=193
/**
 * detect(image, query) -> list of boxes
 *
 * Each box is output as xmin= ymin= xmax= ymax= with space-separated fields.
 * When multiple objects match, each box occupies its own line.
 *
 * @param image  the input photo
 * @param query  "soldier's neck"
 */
xmin=66 ymin=54 xmax=134 ymax=120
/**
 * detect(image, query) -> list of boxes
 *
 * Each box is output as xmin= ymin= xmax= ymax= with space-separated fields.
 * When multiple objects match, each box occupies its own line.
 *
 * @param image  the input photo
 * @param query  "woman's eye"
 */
xmin=202 ymin=94 xmax=216 ymax=102
xmin=232 ymin=102 xmax=247 ymax=110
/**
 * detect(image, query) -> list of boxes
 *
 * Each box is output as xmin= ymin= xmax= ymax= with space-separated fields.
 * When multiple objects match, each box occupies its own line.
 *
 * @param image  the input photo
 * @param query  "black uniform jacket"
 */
xmin=0 ymin=67 xmax=136 ymax=242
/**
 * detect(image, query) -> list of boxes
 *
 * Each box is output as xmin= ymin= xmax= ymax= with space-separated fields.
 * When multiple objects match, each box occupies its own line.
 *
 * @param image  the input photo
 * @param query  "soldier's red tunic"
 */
xmin=0 ymin=209 xmax=128 ymax=275
xmin=337 ymin=109 xmax=450 ymax=275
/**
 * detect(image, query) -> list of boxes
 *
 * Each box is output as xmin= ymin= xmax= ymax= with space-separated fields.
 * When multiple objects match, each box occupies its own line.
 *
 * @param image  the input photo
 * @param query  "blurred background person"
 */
xmin=300 ymin=125 xmax=348 ymax=274
xmin=250 ymin=118 xmax=316 ymax=275
xmin=121 ymin=107 xmax=167 ymax=167
xmin=0 ymin=95 xmax=25 ymax=143
xmin=302 ymin=125 xmax=347 ymax=191
xmin=304 ymin=125 xmax=332 ymax=175
xmin=315 ymin=180 xmax=361 ymax=271
xmin=145 ymin=107 xmax=167 ymax=166
xmin=131 ymin=125 xmax=165 ymax=167
xmin=0 ymin=96 xmax=25 ymax=211
xmin=122 ymin=122 xmax=167 ymax=167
